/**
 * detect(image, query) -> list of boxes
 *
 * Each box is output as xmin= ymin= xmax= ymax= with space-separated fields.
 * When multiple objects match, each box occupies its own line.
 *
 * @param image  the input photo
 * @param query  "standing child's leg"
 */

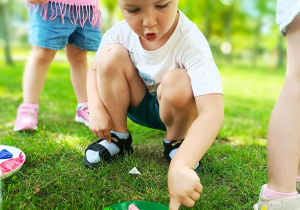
xmin=65 ymin=43 xmax=89 ymax=104
xmin=14 ymin=45 xmax=57 ymax=131
xmin=65 ymin=44 xmax=89 ymax=126
xmin=66 ymin=4 xmax=101 ymax=126
xmin=297 ymin=162 xmax=300 ymax=192
xmin=254 ymin=14 xmax=300 ymax=210
xmin=23 ymin=46 xmax=57 ymax=104
xmin=267 ymin=14 xmax=300 ymax=193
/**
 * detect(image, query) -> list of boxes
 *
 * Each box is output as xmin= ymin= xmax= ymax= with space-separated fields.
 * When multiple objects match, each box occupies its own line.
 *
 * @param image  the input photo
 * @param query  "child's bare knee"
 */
xmin=96 ymin=44 xmax=129 ymax=76
xmin=33 ymin=46 xmax=56 ymax=63
xmin=161 ymin=69 xmax=193 ymax=108
xmin=97 ymin=44 xmax=128 ymax=60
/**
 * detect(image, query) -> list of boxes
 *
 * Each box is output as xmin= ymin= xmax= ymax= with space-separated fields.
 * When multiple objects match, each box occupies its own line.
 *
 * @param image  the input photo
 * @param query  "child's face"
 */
xmin=117 ymin=0 xmax=179 ymax=49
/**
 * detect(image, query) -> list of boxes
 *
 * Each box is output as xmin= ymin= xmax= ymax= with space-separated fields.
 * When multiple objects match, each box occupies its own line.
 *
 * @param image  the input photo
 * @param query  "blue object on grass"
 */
xmin=0 ymin=149 xmax=13 ymax=159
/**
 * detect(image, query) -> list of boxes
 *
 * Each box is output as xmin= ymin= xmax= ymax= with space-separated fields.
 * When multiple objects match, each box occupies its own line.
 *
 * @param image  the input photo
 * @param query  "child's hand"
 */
xmin=168 ymin=164 xmax=203 ymax=209
xmin=27 ymin=0 xmax=47 ymax=4
xmin=89 ymin=109 xmax=112 ymax=142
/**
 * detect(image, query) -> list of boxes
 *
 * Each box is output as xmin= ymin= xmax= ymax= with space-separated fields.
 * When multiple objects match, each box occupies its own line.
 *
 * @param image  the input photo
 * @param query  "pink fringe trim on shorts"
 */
xmin=28 ymin=0 xmax=101 ymax=29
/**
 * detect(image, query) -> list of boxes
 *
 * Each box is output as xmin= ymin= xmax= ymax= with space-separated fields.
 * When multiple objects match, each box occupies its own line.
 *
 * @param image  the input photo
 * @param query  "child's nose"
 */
xmin=143 ymin=13 xmax=157 ymax=28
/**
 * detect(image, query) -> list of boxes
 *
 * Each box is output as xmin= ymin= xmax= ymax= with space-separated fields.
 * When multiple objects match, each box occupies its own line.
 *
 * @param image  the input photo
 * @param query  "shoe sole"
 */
xmin=83 ymin=146 xmax=134 ymax=169
xmin=253 ymin=203 xmax=258 ymax=210
xmin=13 ymin=125 xmax=37 ymax=132
xmin=75 ymin=116 xmax=89 ymax=126
xmin=83 ymin=157 xmax=101 ymax=169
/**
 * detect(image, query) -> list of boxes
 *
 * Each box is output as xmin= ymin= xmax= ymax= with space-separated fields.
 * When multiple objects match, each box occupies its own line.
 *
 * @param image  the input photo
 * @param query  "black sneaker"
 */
xmin=83 ymin=131 xmax=133 ymax=168
xmin=163 ymin=139 xmax=184 ymax=162
xmin=163 ymin=138 xmax=201 ymax=171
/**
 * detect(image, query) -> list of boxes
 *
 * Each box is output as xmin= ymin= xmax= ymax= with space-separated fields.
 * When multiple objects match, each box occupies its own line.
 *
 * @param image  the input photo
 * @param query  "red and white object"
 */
xmin=128 ymin=203 xmax=140 ymax=210
xmin=0 ymin=145 xmax=26 ymax=180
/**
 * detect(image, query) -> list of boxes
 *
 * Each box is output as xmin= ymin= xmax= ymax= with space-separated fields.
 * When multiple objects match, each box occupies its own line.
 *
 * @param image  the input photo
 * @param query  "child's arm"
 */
xmin=168 ymin=93 xmax=224 ymax=209
xmin=87 ymin=60 xmax=112 ymax=142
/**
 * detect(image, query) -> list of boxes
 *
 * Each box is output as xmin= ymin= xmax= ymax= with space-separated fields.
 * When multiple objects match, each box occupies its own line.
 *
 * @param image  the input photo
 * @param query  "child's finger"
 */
xmin=105 ymin=131 xmax=111 ymax=143
xmin=195 ymin=182 xmax=203 ymax=194
xmin=91 ymin=129 xmax=100 ymax=138
xmin=89 ymin=129 xmax=97 ymax=138
xmin=169 ymin=199 xmax=181 ymax=210
xmin=91 ymin=130 xmax=97 ymax=138
xmin=189 ymin=190 xmax=201 ymax=202
xmin=181 ymin=197 xmax=196 ymax=208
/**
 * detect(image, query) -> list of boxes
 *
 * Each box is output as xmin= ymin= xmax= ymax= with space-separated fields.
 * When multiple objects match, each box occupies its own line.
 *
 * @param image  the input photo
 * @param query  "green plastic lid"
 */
xmin=104 ymin=201 xmax=168 ymax=210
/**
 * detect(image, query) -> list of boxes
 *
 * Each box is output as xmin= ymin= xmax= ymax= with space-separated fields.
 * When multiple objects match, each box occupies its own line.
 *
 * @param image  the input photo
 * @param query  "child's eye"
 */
xmin=127 ymin=8 xmax=140 ymax=13
xmin=156 ymin=3 xmax=168 ymax=9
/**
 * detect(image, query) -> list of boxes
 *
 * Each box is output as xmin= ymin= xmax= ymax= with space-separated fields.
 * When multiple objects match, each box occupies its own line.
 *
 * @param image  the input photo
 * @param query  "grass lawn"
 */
xmin=0 ymin=58 xmax=285 ymax=209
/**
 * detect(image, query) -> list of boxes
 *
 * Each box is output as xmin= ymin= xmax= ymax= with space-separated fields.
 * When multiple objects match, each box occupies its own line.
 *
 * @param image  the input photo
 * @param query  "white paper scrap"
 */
xmin=129 ymin=167 xmax=141 ymax=175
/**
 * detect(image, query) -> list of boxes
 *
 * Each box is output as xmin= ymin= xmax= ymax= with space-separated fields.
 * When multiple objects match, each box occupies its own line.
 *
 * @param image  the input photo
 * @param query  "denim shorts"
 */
xmin=127 ymin=89 xmax=166 ymax=131
xmin=29 ymin=3 xmax=101 ymax=51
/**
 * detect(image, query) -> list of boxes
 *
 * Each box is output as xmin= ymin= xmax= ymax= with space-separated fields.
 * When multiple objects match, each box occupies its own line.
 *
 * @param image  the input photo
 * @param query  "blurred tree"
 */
xmin=179 ymin=0 xmax=245 ymax=64
xmin=3 ymin=0 xmax=284 ymax=68
xmin=252 ymin=0 xmax=276 ymax=66
xmin=101 ymin=0 xmax=118 ymax=31
xmin=0 ymin=0 xmax=13 ymax=65
xmin=219 ymin=0 xmax=242 ymax=64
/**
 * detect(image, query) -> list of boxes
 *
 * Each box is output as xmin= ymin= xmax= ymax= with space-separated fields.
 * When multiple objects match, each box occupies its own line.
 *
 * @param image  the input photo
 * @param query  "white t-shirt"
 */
xmin=276 ymin=0 xmax=300 ymax=35
xmin=97 ymin=11 xmax=223 ymax=97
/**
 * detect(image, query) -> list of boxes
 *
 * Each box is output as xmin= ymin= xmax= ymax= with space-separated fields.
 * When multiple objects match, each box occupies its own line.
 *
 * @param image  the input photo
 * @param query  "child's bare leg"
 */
xmin=267 ymin=15 xmax=300 ymax=193
xmin=297 ymin=161 xmax=300 ymax=178
xmin=14 ymin=45 xmax=56 ymax=131
xmin=23 ymin=45 xmax=57 ymax=103
xmin=298 ymin=161 xmax=300 ymax=177
xmin=96 ymin=44 xmax=146 ymax=133
xmin=157 ymin=68 xmax=198 ymax=140
xmin=84 ymin=44 xmax=145 ymax=166
xmin=65 ymin=44 xmax=88 ymax=103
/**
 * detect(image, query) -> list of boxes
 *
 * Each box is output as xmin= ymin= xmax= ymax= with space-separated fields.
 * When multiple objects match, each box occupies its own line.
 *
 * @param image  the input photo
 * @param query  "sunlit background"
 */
xmin=0 ymin=2 xmax=289 ymax=209
xmin=0 ymin=0 xmax=285 ymax=70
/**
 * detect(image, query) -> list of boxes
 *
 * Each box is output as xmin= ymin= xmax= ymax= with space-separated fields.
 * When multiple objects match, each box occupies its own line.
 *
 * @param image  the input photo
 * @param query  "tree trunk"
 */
xmin=224 ymin=10 xmax=232 ymax=64
xmin=204 ymin=2 xmax=212 ymax=40
xmin=0 ymin=3 xmax=13 ymax=65
xmin=252 ymin=16 xmax=262 ymax=67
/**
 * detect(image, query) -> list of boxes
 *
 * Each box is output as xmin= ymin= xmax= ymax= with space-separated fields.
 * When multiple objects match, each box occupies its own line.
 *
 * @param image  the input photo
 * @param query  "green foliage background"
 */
xmin=0 ymin=0 xmax=286 ymax=68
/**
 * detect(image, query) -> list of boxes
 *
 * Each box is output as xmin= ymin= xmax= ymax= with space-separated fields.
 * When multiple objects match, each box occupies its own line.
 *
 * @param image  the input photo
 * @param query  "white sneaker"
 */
xmin=253 ymin=185 xmax=300 ymax=210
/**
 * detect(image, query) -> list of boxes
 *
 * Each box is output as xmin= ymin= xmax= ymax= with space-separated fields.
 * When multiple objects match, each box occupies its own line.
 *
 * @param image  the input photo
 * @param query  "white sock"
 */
xmin=164 ymin=139 xmax=178 ymax=159
xmin=164 ymin=138 xmax=200 ymax=170
xmin=86 ymin=131 xmax=129 ymax=163
xmin=111 ymin=130 xmax=129 ymax=139
xmin=77 ymin=102 xmax=87 ymax=110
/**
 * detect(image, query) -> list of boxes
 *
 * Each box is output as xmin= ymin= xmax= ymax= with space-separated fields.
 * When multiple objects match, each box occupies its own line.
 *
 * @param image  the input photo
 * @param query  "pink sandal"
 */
xmin=14 ymin=103 xmax=39 ymax=131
